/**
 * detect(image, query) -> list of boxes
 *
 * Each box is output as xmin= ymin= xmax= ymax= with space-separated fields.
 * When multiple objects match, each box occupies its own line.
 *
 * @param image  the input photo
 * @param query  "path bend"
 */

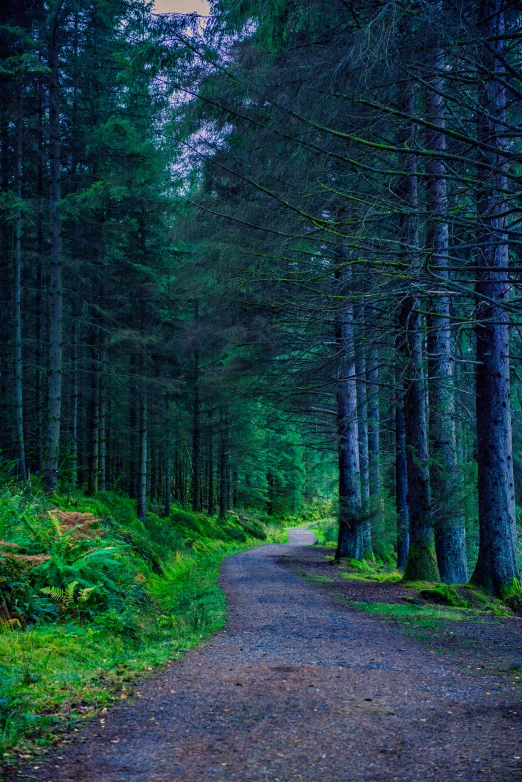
xmin=10 ymin=528 xmax=522 ymax=781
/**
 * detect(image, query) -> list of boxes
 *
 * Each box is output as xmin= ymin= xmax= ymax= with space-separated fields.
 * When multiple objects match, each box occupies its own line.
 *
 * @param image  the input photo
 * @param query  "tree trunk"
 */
xmin=174 ymin=447 xmax=180 ymax=502
xmin=398 ymin=80 xmax=439 ymax=582
xmin=207 ymin=409 xmax=215 ymax=515
xmin=70 ymin=319 xmax=79 ymax=487
xmin=355 ymin=339 xmax=372 ymax=556
xmin=164 ymin=393 xmax=171 ymax=516
xmin=395 ymin=359 xmax=410 ymax=570
xmin=367 ymin=344 xmax=382 ymax=546
xmin=35 ymin=76 xmax=45 ymax=472
xmin=12 ymin=83 xmax=26 ymax=480
xmin=129 ymin=356 xmax=137 ymax=498
xmin=191 ymin=347 xmax=201 ymax=512
xmin=401 ymin=298 xmax=439 ymax=581
xmin=425 ymin=21 xmax=467 ymax=583
xmin=87 ymin=333 xmax=99 ymax=495
xmin=335 ymin=266 xmax=362 ymax=561
xmin=150 ymin=445 xmax=156 ymax=503
xmin=98 ymin=353 xmax=106 ymax=492
xmin=44 ymin=12 xmax=63 ymax=491
xmin=232 ymin=469 xmax=238 ymax=508
xmin=137 ymin=385 xmax=147 ymax=523
xmin=219 ymin=407 xmax=228 ymax=520
xmin=471 ymin=0 xmax=519 ymax=596
xmin=0 ymin=102 xmax=11 ymax=460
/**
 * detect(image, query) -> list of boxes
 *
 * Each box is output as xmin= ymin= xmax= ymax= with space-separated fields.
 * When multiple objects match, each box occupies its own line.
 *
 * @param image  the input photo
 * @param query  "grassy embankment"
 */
xmin=0 ymin=486 xmax=292 ymax=767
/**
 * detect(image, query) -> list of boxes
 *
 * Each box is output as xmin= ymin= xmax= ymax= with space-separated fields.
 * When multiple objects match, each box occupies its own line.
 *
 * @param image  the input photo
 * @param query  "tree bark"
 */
xmin=98 ymin=351 xmax=106 ymax=492
xmin=335 ymin=265 xmax=362 ymax=561
xmin=425 ymin=18 xmax=467 ymax=583
xmin=70 ymin=319 xmax=79 ymax=487
xmin=395 ymin=359 xmax=410 ymax=570
xmin=398 ymin=80 xmax=439 ymax=582
xmin=367 ymin=344 xmax=382 ymax=546
xmin=12 ymin=83 xmax=26 ymax=480
xmin=44 ymin=9 xmax=63 ymax=491
xmin=164 ymin=393 xmax=172 ymax=516
xmin=355 ymin=339 xmax=372 ymax=556
xmin=471 ymin=0 xmax=519 ymax=596
xmin=137 ymin=385 xmax=147 ymax=522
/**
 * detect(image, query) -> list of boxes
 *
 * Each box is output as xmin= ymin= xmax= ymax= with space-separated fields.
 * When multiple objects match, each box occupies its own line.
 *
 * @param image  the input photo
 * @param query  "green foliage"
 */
xmin=40 ymin=582 xmax=97 ymax=611
xmin=0 ymin=543 xmax=228 ymax=761
xmin=0 ymin=482 xmax=291 ymax=763
xmin=0 ymin=492 xmax=150 ymax=623
xmin=312 ymin=515 xmax=338 ymax=547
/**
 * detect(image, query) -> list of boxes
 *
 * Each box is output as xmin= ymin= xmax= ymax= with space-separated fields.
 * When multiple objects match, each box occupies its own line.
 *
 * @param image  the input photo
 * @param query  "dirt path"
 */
xmin=9 ymin=529 xmax=522 ymax=781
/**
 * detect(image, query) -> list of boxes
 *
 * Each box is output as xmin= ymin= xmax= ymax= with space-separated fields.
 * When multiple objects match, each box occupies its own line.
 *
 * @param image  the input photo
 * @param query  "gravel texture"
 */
xmin=286 ymin=544 xmax=522 ymax=676
xmin=8 ymin=528 xmax=522 ymax=781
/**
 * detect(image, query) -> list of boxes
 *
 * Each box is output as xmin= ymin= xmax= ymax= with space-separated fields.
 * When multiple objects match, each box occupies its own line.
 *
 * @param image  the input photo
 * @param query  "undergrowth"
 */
xmin=0 ymin=486 xmax=291 ymax=768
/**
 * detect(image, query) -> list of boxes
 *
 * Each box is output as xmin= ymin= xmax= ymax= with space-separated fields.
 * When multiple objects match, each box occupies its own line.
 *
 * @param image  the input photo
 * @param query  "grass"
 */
xmin=341 ymin=571 xmax=403 ymax=584
xmin=347 ymin=599 xmax=476 ymax=627
xmin=0 ymin=544 xmax=238 ymax=766
xmin=299 ymin=572 xmax=335 ymax=584
xmin=0 ymin=486 xmax=293 ymax=771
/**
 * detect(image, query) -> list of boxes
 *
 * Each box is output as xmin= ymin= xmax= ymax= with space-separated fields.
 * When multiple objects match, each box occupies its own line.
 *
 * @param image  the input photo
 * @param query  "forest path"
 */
xmin=12 ymin=528 xmax=522 ymax=781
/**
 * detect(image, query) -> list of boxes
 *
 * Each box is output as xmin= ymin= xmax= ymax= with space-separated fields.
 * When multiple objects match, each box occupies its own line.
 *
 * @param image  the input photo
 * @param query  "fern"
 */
xmin=78 ymin=585 xmax=97 ymax=602
xmin=40 ymin=581 xmax=97 ymax=609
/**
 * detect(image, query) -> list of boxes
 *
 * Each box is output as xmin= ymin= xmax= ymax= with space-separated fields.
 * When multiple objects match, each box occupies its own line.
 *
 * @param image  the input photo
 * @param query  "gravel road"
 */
xmin=9 ymin=528 xmax=522 ymax=781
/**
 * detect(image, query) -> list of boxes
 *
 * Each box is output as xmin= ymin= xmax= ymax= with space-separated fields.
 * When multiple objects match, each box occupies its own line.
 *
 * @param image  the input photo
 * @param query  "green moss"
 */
xmin=418 ymin=585 xmax=468 ymax=608
xmin=407 ymin=583 xmax=509 ymax=615
xmin=307 ymin=574 xmax=334 ymax=583
xmin=402 ymin=543 xmax=440 ymax=583
xmin=348 ymin=600 xmax=469 ymax=626
xmin=342 ymin=571 xmax=402 ymax=584
xmin=501 ymin=577 xmax=522 ymax=600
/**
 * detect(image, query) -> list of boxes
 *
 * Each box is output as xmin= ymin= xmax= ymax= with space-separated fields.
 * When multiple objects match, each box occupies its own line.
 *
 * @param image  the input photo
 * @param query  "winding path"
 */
xmin=12 ymin=529 xmax=522 ymax=781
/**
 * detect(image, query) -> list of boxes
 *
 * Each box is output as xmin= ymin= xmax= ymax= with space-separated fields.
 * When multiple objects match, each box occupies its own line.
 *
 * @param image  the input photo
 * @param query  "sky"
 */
xmin=153 ymin=0 xmax=210 ymax=14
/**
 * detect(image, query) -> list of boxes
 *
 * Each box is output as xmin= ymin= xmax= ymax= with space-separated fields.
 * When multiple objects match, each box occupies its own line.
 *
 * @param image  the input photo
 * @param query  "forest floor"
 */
xmin=6 ymin=528 xmax=522 ymax=782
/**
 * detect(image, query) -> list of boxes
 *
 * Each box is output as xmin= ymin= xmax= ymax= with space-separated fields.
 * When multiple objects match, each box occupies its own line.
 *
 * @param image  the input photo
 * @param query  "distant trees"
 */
xmin=0 ymin=0 xmax=321 ymax=526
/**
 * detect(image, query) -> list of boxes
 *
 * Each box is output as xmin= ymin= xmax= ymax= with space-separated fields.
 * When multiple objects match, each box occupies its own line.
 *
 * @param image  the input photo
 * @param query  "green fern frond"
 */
xmin=40 ymin=585 xmax=65 ymax=603
xmin=64 ymin=581 xmax=78 ymax=604
xmin=78 ymin=586 xmax=97 ymax=602
xmin=40 ymin=580 xmax=79 ymax=607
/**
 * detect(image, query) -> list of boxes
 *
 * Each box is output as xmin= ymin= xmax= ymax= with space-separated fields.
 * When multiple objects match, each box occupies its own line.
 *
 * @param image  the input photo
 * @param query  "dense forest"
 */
xmin=5 ymin=0 xmax=522 ymax=774
xmin=1 ymin=0 xmax=522 ymax=608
